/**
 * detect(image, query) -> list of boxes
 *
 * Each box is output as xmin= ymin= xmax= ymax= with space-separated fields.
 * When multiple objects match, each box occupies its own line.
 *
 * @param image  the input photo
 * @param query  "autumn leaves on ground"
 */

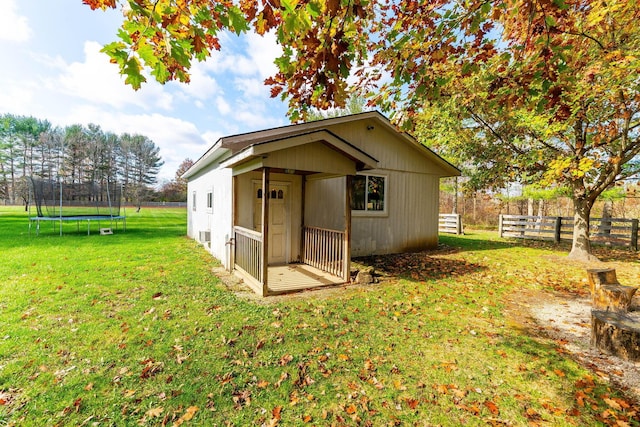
xmin=1 ymin=207 xmax=639 ymax=426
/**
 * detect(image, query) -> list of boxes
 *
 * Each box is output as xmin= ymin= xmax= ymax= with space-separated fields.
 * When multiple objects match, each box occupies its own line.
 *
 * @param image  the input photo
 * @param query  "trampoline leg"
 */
xmin=87 ymin=219 xmax=91 ymax=235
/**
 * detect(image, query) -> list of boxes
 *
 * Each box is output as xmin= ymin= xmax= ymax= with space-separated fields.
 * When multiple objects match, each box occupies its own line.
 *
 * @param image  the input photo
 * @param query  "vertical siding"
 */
xmin=186 ymin=166 xmax=233 ymax=268
xmin=305 ymin=176 xmax=345 ymax=231
xmin=307 ymin=171 xmax=441 ymax=257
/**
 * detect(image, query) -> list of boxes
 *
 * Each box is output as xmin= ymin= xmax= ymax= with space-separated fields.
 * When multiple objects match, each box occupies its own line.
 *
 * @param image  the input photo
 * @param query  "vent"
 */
xmin=199 ymin=231 xmax=211 ymax=243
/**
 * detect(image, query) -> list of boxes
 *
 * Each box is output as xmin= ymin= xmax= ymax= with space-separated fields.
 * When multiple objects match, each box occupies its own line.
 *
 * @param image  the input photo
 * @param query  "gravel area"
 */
xmin=512 ymin=291 xmax=640 ymax=402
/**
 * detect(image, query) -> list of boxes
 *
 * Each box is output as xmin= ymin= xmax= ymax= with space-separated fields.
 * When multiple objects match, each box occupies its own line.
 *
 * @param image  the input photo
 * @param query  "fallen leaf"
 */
xmin=146 ymin=406 xmax=163 ymax=417
xmin=405 ymin=398 xmax=419 ymax=409
xmin=272 ymin=405 xmax=283 ymax=420
xmin=484 ymin=400 xmax=500 ymax=415
xmin=173 ymin=406 xmax=198 ymax=426
xmin=603 ymin=397 xmax=622 ymax=410
xmin=345 ymin=404 xmax=357 ymax=414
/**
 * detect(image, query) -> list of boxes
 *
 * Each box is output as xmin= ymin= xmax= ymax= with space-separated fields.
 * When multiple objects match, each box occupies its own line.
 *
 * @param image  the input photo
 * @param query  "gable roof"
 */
xmin=182 ymin=111 xmax=460 ymax=179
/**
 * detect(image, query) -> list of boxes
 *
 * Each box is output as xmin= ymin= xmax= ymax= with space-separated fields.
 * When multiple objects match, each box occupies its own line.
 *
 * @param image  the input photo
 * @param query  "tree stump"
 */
xmin=587 ymin=268 xmax=637 ymax=313
xmin=591 ymin=310 xmax=640 ymax=361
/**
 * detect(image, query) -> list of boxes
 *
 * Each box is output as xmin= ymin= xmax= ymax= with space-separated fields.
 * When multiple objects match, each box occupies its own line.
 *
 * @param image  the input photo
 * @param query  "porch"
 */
xmin=223 ymin=130 xmax=378 ymax=295
xmin=233 ymin=222 xmax=351 ymax=296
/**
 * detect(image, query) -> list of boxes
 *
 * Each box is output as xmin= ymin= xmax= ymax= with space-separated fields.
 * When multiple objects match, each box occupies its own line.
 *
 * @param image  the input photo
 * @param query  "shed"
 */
xmin=182 ymin=111 xmax=459 ymax=295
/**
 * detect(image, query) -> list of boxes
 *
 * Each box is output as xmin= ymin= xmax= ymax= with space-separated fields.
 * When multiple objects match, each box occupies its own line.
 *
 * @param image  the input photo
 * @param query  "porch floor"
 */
xmin=267 ymin=263 xmax=346 ymax=294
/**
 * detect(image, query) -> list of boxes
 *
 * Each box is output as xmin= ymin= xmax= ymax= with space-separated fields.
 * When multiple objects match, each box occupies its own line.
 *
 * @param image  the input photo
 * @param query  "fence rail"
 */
xmin=302 ymin=226 xmax=345 ymax=278
xmin=234 ymin=226 xmax=263 ymax=283
xmin=499 ymin=215 xmax=639 ymax=250
xmin=439 ymin=214 xmax=463 ymax=235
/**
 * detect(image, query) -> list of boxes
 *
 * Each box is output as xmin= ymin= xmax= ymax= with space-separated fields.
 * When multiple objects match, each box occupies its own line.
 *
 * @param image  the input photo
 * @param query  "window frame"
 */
xmin=206 ymin=188 xmax=213 ymax=212
xmin=351 ymin=173 xmax=388 ymax=217
xmin=192 ymin=191 xmax=197 ymax=211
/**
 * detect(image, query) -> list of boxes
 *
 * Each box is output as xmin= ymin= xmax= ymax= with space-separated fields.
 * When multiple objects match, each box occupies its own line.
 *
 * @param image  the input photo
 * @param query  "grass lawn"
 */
xmin=1 ymin=206 xmax=639 ymax=426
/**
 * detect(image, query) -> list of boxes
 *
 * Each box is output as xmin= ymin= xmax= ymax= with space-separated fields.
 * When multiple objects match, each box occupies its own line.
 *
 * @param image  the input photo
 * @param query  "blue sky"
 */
xmin=0 ymin=0 xmax=290 ymax=183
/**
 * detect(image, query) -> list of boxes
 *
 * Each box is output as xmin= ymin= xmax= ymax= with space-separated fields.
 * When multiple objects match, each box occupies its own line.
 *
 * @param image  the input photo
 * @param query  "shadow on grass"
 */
xmin=354 ymin=249 xmax=487 ymax=281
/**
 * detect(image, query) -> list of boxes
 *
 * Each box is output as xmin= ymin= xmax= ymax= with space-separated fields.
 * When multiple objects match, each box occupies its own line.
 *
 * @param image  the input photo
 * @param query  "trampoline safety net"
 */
xmin=29 ymin=177 xmax=122 ymax=218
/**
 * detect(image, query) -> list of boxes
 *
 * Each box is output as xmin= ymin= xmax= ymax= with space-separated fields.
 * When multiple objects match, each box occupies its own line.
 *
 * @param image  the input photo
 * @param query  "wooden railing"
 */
xmin=439 ymin=213 xmax=463 ymax=235
xmin=302 ymin=226 xmax=345 ymax=278
xmin=499 ymin=215 xmax=639 ymax=250
xmin=234 ymin=226 xmax=263 ymax=282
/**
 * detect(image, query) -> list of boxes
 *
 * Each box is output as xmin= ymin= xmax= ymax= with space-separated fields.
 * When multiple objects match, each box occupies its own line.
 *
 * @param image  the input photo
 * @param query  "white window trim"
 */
xmin=351 ymin=173 xmax=389 ymax=218
xmin=206 ymin=188 xmax=213 ymax=213
xmin=192 ymin=191 xmax=197 ymax=212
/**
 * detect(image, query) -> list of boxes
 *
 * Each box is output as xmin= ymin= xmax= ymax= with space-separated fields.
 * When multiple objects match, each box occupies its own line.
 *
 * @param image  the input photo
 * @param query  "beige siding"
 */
xmin=306 ymin=171 xmax=440 ymax=257
xmin=263 ymin=141 xmax=357 ymax=175
xmin=351 ymin=171 xmax=440 ymax=256
xmin=305 ymin=176 xmax=346 ymax=231
xmin=327 ymin=121 xmax=453 ymax=176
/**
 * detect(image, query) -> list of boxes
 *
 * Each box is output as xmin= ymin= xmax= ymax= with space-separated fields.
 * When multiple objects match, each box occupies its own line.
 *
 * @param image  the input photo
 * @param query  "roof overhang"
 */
xmin=219 ymin=130 xmax=378 ymax=176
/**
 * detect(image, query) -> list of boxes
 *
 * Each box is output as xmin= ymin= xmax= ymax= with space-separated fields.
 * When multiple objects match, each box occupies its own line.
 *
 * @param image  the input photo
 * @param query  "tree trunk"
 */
xmin=568 ymin=196 xmax=599 ymax=261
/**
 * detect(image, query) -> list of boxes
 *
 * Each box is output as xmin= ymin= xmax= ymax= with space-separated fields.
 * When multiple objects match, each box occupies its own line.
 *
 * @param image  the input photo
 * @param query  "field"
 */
xmin=1 ymin=206 xmax=639 ymax=426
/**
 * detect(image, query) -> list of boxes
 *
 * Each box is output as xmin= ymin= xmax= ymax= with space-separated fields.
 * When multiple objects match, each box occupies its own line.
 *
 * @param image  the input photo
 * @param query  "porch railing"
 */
xmin=302 ymin=226 xmax=345 ymax=278
xmin=234 ymin=226 xmax=263 ymax=282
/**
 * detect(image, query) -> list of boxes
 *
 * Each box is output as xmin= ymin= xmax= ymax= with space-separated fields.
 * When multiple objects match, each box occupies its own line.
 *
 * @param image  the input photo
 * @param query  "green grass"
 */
xmin=1 ymin=206 xmax=639 ymax=426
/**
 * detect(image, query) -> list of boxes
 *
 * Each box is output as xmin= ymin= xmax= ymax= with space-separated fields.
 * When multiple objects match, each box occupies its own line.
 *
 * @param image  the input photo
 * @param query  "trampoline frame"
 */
xmin=28 ymin=215 xmax=127 ymax=236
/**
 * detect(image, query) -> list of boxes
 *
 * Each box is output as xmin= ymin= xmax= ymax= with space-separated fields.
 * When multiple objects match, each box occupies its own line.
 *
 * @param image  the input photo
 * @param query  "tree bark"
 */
xmin=568 ymin=196 xmax=599 ymax=261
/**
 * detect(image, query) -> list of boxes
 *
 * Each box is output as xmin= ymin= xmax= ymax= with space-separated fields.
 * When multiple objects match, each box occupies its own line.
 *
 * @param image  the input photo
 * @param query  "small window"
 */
xmin=257 ymin=189 xmax=262 ymax=199
xmin=192 ymin=191 xmax=197 ymax=211
xmin=206 ymin=190 xmax=213 ymax=211
xmin=277 ymin=189 xmax=284 ymax=199
xmin=351 ymin=174 xmax=386 ymax=212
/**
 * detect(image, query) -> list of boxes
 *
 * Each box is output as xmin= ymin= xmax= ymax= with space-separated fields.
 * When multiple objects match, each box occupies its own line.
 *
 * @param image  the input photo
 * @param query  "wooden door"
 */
xmin=254 ymin=183 xmax=289 ymax=264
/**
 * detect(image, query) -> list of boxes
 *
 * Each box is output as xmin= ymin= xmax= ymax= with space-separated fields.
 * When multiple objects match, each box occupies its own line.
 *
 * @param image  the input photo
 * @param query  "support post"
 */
xmin=344 ymin=175 xmax=352 ymax=282
xmin=631 ymin=219 xmax=638 ymax=251
xmin=498 ymin=214 xmax=503 ymax=238
xmin=554 ymin=216 xmax=562 ymax=243
xmin=229 ymin=175 xmax=237 ymax=272
xmin=261 ymin=168 xmax=270 ymax=297
xmin=300 ymin=175 xmax=306 ymax=263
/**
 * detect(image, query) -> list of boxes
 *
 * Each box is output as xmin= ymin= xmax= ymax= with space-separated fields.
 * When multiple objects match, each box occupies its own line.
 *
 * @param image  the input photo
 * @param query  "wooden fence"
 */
xmin=234 ymin=226 xmax=263 ymax=283
xmin=302 ymin=226 xmax=345 ymax=278
xmin=498 ymin=215 xmax=639 ymax=250
xmin=439 ymin=213 xmax=463 ymax=235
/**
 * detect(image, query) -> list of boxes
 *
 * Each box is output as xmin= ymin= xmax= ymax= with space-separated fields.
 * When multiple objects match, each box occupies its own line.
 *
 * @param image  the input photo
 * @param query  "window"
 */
xmin=206 ymin=189 xmax=213 ymax=211
xmin=192 ymin=191 xmax=196 ymax=211
xmin=351 ymin=174 xmax=386 ymax=213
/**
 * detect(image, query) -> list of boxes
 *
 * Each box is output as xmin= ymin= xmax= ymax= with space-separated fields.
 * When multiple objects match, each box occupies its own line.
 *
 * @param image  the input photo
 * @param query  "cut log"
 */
xmin=587 ymin=268 xmax=637 ymax=313
xmin=591 ymin=310 xmax=640 ymax=361
xmin=593 ymin=284 xmax=637 ymax=312
xmin=587 ymin=268 xmax=619 ymax=294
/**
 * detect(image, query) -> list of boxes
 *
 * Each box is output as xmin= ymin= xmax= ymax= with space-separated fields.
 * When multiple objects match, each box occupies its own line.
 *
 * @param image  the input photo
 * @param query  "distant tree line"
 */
xmin=0 ymin=113 xmax=163 ymax=208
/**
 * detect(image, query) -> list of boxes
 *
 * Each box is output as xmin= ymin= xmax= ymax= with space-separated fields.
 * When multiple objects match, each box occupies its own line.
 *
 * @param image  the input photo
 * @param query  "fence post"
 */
xmin=554 ymin=217 xmax=562 ymax=243
xmin=456 ymin=214 xmax=463 ymax=235
xmin=631 ymin=219 xmax=638 ymax=251
xmin=498 ymin=214 xmax=503 ymax=237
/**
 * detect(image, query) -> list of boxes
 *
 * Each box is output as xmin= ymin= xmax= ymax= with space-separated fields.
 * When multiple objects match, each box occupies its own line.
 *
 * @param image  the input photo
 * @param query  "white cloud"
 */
xmin=0 ymin=0 xmax=31 ymax=42
xmin=245 ymin=32 xmax=281 ymax=79
xmin=216 ymin=96 xmax=231 ymax=115
xmin=46 ymin=41 xmax=173 ymax=111
xmin=171 ymin=60 xmax=221 ymax=101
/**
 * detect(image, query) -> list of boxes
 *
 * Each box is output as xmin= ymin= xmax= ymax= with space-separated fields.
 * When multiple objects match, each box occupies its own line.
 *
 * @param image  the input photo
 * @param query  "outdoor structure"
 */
xmin=28 ymin=177 xmax=126 ymax=236
xmin=183 ymin=111 xmax=459 ymax=295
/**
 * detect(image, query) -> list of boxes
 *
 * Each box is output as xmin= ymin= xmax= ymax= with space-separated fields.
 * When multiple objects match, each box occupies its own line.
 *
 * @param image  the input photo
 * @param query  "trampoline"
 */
xmin=28 ymin=177 xmax=126 ymax=236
